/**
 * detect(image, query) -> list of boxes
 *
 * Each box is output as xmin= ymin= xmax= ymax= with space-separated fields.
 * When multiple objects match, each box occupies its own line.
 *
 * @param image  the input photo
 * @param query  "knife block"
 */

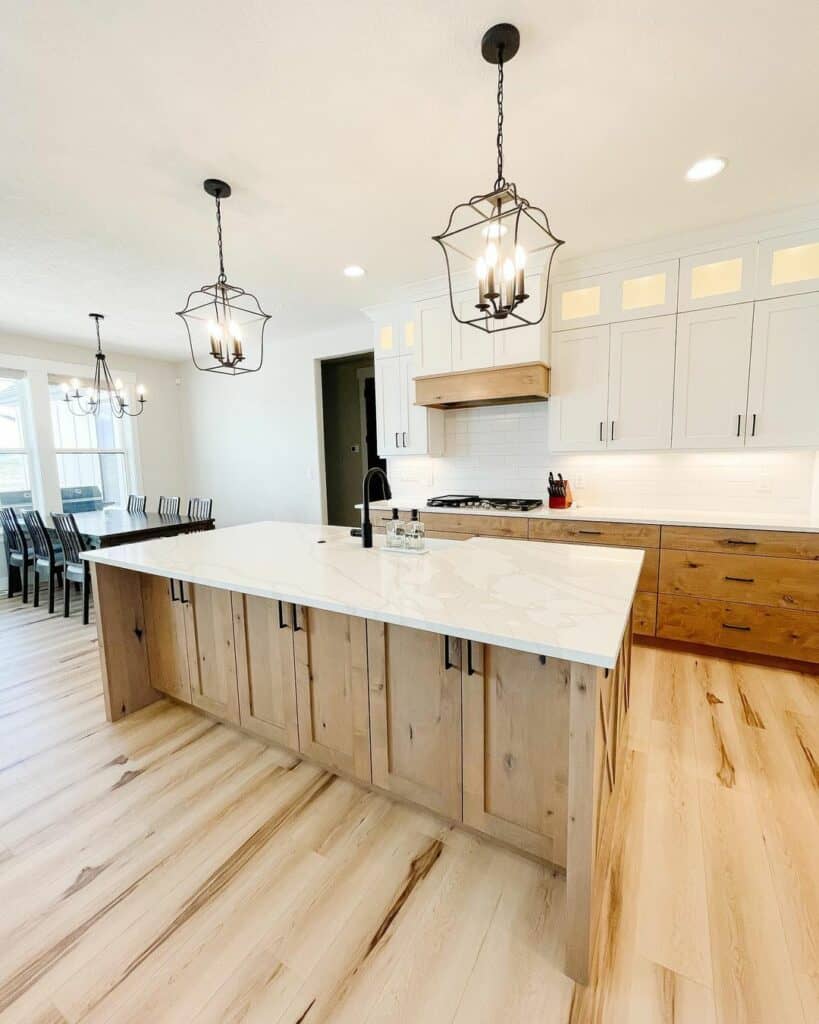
xmin=548 ymin=480 xmax=573 ymax=509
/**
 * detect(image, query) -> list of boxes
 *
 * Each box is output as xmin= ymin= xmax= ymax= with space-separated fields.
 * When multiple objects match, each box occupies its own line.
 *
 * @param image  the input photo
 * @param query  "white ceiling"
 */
xmin=2 ymin=0 xmax=819 ymax=360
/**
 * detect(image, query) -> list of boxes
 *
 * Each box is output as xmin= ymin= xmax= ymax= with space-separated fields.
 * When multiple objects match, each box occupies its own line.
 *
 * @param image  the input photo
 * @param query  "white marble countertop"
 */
xmin=83 ymin=520 xmax=643 ymax=668
xmin=362 ymin=498 xmax=819 ymax=533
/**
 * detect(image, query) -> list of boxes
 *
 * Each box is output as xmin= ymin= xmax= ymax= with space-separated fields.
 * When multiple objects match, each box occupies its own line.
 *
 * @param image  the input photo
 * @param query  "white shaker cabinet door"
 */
xmin=493 ymin=275 xmax=545 ymax=366
xmin=416 ymin=298 xmax=452 ymax=375
xmin=400 ymin=353 xmax=430 ymax=454
xmin=451 ymin=291 xmax=494 ymax=371
xmin=672 ymin=304 xmax=754 ymax=449
xmin=607 ymin=315 xmax=676 ymax=450
xmin=549 ymin=325 xmax=610 ymax=451
xmin=375 ymin=357 xmax=403 ymax=457
xmin=746 ymin=293 xmax=819 ymax=447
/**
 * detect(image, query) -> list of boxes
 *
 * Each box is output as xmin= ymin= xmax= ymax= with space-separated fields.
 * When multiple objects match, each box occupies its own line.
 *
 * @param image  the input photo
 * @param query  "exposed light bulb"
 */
xmin=515 ymin=245 xmax=527 ymax=270
xmin=475 ymin=256 xmax=487 ymax=280
xmin=70 ymin=378 xmax=80 ymax=391
xmin=207 ymin=320 xmax=222 ymax=339
xmin=503 ymin=258 xmax=515 ymax=280
xmin=481 ymin=222 xmax=508 ymax=240
xmin=136 ymin=385 xmax=146 ymax=398
xmin=114 ymin=379 xmax=123 ymax=392
xmin=228 ymin=320 xmax=242 ymax=341
xmin=60 ymin=381 xmax=69 ymax=394
xmin=485 ymin=242 xmax=498 ymax=267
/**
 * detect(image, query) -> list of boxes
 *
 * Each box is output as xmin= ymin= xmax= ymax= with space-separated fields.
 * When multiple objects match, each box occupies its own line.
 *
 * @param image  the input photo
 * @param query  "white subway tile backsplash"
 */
xmin=388 ymin=402 xmax=819 ymax=514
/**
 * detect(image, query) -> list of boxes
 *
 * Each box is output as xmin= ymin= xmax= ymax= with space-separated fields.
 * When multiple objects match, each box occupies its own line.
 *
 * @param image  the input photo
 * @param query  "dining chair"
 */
xmin=52 ymin=513 xmax=92 ymax=624
xmin=187 ymin=497 xmax=213 ymax=531
xmin=1 ymin=507 xmax=33 ymax=602
xmin=126 ymin=494 xmax=147 ymax=514
xmin=158 ymin=495 xmax=180 ymax=516
xmin=23 ymin=510 xmax=64 ymax=614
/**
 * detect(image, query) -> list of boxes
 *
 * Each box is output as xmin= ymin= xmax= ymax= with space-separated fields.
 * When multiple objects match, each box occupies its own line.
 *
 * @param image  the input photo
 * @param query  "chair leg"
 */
xmin=63 ymin=577 xmax=71 ymax=618
xmin=6 ymin=562 xmax=17 ymax=598
xmin=48 ymin=570 xmax=56 ymax=614
xmin=22 ymin=563 xmax=29 ymax=604
xmin=82 ymin=572 xmax=91 ymax=626
xmin=32 ymin=569 xmax=40 ymax=608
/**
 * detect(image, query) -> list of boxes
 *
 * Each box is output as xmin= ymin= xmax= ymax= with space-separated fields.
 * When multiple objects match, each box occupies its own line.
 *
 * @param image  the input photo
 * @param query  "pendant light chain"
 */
xmin=495 ymin=48 xmax=505 ymax=190
xmin=215 ymin=195 xmax=227 ymax=283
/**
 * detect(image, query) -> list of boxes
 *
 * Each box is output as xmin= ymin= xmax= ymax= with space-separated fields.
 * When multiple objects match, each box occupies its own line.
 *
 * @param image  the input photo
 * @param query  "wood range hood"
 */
xmin=414 ymin=361 xmax=550 ymax=410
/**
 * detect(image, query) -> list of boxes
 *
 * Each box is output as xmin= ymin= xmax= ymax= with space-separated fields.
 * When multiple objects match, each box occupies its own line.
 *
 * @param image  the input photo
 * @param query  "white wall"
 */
xmin=0 ymin=329 xmax=187 ymax=504
xmin=388 ymin=402 xmax=819 ymax=516
xmin=178 ymin=319 xmax=373 ymax=527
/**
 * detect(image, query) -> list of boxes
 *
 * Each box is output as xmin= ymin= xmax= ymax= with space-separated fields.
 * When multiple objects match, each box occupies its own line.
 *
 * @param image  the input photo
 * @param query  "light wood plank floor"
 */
xmin=0 ymin=597 xmax=816 ymax=1023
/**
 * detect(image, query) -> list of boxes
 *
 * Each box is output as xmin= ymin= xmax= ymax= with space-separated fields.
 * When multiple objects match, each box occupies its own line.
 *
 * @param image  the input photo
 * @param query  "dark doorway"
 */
xmin=321 ymin=352 xmax=386 ymax=527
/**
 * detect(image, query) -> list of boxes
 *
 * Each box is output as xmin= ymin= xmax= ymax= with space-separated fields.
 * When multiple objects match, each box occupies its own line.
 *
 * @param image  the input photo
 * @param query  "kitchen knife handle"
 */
xmin=736 ymin=413 xmax=741 ymax=437
xmin=722 ymin=623 xmax=751 ymax=632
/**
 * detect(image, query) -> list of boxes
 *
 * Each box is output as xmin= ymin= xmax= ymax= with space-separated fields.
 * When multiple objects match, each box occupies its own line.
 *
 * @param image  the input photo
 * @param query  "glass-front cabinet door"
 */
xmin=678 ymin=244 xmax=757 ymax=311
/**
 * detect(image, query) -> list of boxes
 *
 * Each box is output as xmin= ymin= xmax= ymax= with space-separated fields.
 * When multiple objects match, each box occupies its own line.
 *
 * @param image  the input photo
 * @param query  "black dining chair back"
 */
xmin=158 ymin=495 xmax=180 ymax=516
xmin=52 ymin=513 xmax=92 ymax=624
xmin=187 ymin=497 xmax=213 ymax=520
xmin=1 ymin=506 xmax=32 ymax=601
xmin=127 ymin=494 xmax=147 ymax=514
xmin=23 ymin=510 xmax=64 ymax=613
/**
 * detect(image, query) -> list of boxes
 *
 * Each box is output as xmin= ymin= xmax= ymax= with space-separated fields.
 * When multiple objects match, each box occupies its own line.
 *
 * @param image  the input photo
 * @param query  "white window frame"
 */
xmin=0 ymin=368 xmax=37 ymax=510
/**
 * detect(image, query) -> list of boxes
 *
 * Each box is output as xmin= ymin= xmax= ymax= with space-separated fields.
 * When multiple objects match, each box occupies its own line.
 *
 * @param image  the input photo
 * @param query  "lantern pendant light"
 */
xmin=433 ymin=24 xmax=564 ymax=334
xmin=177 ymin=179 xmax=271 ymax=375
xmin=60 ymin=314 xmax=146 ymax=418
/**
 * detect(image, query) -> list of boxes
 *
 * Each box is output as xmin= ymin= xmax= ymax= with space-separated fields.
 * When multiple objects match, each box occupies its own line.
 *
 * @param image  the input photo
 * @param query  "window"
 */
xmin=0 ymin=372 xmax=33 ymax=511
xmin=49 ymin=382 xmax=129 ymax=512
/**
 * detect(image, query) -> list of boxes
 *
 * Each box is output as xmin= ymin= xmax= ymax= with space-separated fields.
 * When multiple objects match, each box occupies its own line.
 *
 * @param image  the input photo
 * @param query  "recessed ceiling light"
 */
xmin=343 ymin=265 xmax=366 ymax=278
xmin=685 ymin=156 xmax=727 ymax=182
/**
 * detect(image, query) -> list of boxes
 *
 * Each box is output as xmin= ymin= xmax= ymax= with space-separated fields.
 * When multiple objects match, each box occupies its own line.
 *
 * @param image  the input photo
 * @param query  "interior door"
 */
xmin=375 ymin=357 xmax=402 ymax=456
xmin=141 ymin=573 xmax=192 ymax=702
xmin=368 ymin=622 xmax=462 ymax=819
xmin=293 ymin=605 xmax=371 ymax=781
xmin=549 ymin=325 xmax=610 ymax=451
xmin=672 ymin=303 xmax=754 ymax=449
xmin=746 ymin=293 xmax=819 ymax=447
xmin=462 ymin=643 xmax=570 ymax=866
xmin=185 ymin=582 xmax=241 ymax=724
xmin=608 ymin=315 xmax=676 ymax=450
xmin=233 ymin=594 xmax=299 ymax=748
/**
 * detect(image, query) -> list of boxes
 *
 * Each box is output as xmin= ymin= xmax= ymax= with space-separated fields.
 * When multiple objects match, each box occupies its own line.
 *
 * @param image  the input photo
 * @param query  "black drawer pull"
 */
xmin=277 ymin=600 xmax=288 ymax=629
xmin=722 ymin=623 xmax=751 ymax=632
xmin=179 ymin=580 xmax=189 ymax=605
xmin=724 ymin=539 xmax=757 ymax=546
xmin=444 ymin=635 xmax=453 ymax=671
xmin=291 ymin=605 xmax=303 ymax=631
xmin=466 ymin=640 xmax=476 ymax=676
xmin=724 ymin=575 xmax=755 ymax=583
xmin=170 ymin=578 xmax=178 ymax=602
xmin=578 ymin=530 xmax=602 ymax=536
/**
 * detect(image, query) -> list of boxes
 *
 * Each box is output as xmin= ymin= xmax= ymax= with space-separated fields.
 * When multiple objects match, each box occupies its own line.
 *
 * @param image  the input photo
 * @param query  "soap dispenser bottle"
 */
xmin=407 ymin=509 xmax=425 ymax=551
xmin=386 ymin=508 xmax=405 ymax=549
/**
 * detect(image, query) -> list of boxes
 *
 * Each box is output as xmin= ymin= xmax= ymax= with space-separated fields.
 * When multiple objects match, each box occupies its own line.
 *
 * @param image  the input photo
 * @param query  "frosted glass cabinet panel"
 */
xmin=607 ymin=316 xmax=676 ymax=450
xmin=679 ymin=244 xmax=757 ymax=311
xmin=757 ymin=230 xmax=819 ymax=299
xmin=611 ymin=260 xmax=679 ymax=321
xmin=672 ymin=304 xmax=754 ymax=449
xmin=551 ymin=276 xmax=612 ymax=330
xmin=746 ymin=293 xmax=819 ymax=447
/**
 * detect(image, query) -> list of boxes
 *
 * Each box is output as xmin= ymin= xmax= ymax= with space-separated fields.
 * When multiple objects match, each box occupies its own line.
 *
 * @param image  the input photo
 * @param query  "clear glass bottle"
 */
xmin=406 ymin=509 xmax=425 ymax=551
xmin=386 ymin=508 xmax=406 ymax=549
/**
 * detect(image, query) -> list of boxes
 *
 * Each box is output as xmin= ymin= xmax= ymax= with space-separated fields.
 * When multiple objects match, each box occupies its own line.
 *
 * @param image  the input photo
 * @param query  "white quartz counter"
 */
xmin=83 ymin=520 xmax=643 ymax=669
xmin=363 ymin=498 xmax=819 ymax=533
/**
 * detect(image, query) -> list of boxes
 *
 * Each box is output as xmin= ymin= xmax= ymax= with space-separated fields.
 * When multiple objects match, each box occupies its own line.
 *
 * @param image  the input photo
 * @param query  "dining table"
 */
xmin=64 ymin=509 xmax=215 ymax=548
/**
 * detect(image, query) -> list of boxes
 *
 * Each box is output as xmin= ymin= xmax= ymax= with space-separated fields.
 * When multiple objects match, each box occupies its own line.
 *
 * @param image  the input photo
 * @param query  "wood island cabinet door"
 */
xmin=293 ymin=605 xmax=371 ymax=782
xmin=140 ymin=574 xmax=192 ymax=703
xmin=233 ymin=595 xmax=299 ymax=749
xmin=462 ymin=643 xmax=570 ymax=867
xmin=185 ymin=583 xmax=241 ymax=725
xmin=367 ymin=622 xmax=462 ymax=819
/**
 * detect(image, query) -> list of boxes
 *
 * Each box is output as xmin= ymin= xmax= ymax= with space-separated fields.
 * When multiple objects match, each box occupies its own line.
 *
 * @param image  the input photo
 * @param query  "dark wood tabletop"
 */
xmin=68 ymin=510 xmax=215 ymax=547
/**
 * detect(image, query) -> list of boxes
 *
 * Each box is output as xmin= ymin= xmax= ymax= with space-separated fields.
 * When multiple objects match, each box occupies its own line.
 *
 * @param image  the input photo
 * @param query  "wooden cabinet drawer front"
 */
xmin=661 ymin=525 xmax=819 ymax=560
xmin=529 ymin=518 xmax=660 ymax=549
xmin=657 ymin=594 xmax=819 ymax=662
xmin=637 ymin=548 xmax=659 ymax=592
xmin=372 ymin=510 xmax=411 ymax=526
xmin=632 ymin=592 xmax=657 ymax=636
xmin=421 ymin=512 xmax=527 ymax=538
xmin=660 ymin=549 xmax=819 ymax=612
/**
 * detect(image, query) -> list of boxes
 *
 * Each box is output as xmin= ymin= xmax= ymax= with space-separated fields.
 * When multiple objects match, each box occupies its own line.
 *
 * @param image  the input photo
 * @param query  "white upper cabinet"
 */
xmin=549 ymin=325 xmax=610 ymax=451
xmin=375 ymin=353 xmax=444 ymax=458
xmin=373 ymin=310 xmax=415 ymax=360
xmin=756 ymin=230 xmax=819 ymax=300
xmin=607 ymin=316 xmax=676 ymax=450
xmin=375 ymin=356 xmax=404 ymax=456
xmin=678 ymin=244 xmax=757 ymax=312
xmin=746 ymin=293 xmax=819 ymax=448
xmin=493 ymin=274 xmax=546 ymax=366
xmin=416 ymin=298 xmax=452 ymax=375
xmin=451 ymin=291 xmax=494 ymax=372
xmin=610 ymin=260 xmax=679 ymax=322
xmin=672 ymin=304 xmax=754 ymax=449
xmin=551 ymin=275 xmax=612 ymax=331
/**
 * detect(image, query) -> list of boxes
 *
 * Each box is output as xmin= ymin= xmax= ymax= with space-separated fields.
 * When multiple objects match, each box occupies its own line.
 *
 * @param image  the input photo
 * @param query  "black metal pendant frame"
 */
xmin=177 ymin=179 xmax=270 ymax=376
xmin=63 ymin=314 xmax=146 ymax=419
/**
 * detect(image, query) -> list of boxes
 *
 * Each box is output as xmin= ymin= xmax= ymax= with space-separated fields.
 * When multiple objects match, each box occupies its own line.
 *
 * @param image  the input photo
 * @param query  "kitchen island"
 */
xmin=83 ymin=520 xmax=642 ymax=984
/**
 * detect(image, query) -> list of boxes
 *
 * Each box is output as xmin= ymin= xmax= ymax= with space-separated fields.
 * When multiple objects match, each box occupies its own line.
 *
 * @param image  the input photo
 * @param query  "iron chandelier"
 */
xmin=60 ymin=314 xmax=146 ymax=418
xmin=177 ymin=179 xmax=270 ymax=375
xmin=433 ymin=24 xmax=564 ymax=334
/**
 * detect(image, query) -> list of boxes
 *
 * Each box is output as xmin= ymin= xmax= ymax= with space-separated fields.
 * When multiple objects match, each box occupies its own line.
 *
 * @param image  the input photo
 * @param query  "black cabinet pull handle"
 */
xmin=722 ymin=623 xmax=751 ymax=631
xmin=170 ymin=578 xmax=178 ymax=602
xmin=291 ymin=604 xmax=303 ymax=631
xmin=611 ymin=420 xmax=615 ymax=441
xmin=751 ymin=413 xmax=757 ymax=437
xmin=724 ymin=576 xmax=755 ymax=584
xmin=277 ymin=600 xmax=288 ymax=629
xmin=725 ymin=539 xmax=757 ymax=546
xmin=179 ymin=580 xmax=188 ymax=604
xmin=444 ymin=635 xmax=453 ymax=671
xmin=578 ymin=530 xmax=602 ymax=536
xmin=467 ymin=640 xmax=476 ymax=676
xmin=599 ymin=421 xmax=603 ymax=442
xmin=736 ymin=413 xmax=741 ymax=437
xmin=402 ymin=431 xmax=407 ymax=447
xmin=394 ymin=432 xmax=400 ymax=448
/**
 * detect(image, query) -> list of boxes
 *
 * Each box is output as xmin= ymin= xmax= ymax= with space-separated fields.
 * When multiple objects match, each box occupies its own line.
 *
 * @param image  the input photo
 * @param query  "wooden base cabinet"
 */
xmin=462 ymin=643 xmax=570 ymax=867
xmin=233 ymin=595 xmax=299 ymax=749
xmin=294 ymin=605 xmax=371 ymax=783
xmin=141 ymin=573 xmax=193 ymax=704
xmin=185 ymin=583 xmax=241 ymax=725
xmin=367 ymin=622 xmax=462 ymax=819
